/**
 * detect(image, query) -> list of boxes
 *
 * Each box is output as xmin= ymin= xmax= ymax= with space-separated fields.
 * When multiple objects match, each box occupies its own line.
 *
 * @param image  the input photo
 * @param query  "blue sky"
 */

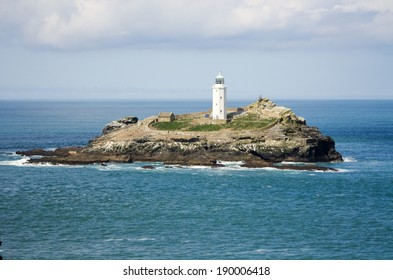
xmin=0 ymin=0 xmax=392 ymax=100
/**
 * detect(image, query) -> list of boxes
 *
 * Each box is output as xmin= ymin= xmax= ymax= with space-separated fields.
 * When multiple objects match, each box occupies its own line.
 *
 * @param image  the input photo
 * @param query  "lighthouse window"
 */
xmin=220 ymin=96 xmax=222 ymax=99
xmin=220 ymin=110 xmax=222 ymax=112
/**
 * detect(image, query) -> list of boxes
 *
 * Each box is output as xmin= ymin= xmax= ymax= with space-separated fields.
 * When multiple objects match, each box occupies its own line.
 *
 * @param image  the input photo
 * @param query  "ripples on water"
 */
xmin=1 ymin=100 xmax=393 ymax=259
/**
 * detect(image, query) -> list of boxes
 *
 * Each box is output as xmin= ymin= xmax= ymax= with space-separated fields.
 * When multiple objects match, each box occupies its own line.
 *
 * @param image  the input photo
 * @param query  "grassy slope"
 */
xmin=150 ymin=114 xmax=277 ymax=132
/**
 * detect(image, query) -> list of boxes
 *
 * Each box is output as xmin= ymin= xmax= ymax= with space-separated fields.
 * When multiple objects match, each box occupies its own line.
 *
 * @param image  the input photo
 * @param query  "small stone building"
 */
xmin=157 ymin=112 xmax=175 ymax=122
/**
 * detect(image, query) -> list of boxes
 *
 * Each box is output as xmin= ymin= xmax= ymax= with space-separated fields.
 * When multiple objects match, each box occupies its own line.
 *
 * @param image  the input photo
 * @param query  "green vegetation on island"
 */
xmin=150 ymin=113 xmax=277 ymax=132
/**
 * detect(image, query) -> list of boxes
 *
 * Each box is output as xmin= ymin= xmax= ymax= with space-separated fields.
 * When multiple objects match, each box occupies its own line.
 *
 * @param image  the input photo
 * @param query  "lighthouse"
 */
xmin=212 ymin=72 xmax=227 ymax=120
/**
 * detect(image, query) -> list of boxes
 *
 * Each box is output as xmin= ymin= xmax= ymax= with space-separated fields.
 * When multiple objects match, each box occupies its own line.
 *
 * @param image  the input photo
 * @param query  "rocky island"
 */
xmin=18 ymin=98 xmax=343 ymax=171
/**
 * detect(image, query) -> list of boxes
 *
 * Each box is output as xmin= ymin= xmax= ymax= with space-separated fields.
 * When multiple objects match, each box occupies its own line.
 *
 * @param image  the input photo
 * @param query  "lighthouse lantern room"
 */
xmin=212 ymin=72 xmax=227 ymax=120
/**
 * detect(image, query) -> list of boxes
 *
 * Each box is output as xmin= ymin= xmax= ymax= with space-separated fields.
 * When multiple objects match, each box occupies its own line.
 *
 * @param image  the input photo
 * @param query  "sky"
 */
xmin=0 ymin=0 xmax=392 ymax=100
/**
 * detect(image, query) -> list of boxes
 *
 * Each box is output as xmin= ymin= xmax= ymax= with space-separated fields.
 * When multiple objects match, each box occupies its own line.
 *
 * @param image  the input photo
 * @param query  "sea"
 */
xmin=0 ymin=99 xmax=392 ymax=260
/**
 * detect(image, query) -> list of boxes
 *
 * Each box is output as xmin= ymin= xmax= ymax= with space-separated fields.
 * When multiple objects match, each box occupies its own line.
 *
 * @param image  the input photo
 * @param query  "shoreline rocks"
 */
xmin=17 ymin=99 xmax=343 ymax=171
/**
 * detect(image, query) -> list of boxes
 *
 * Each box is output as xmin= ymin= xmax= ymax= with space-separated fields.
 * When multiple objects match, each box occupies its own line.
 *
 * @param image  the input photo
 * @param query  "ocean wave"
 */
xmin=96 ymin=163 xmax=129 ymax=171
xmin=261 ymin=167 xmax=282 ymax=171
xmin=216 ymin=160 xmax=245 ymax=165
xmin=343 ymin=156 xmax=357 ymax=162
xmin=104 ymin=237 xmax=156 ymax=242
xmin=0 ymin=157 xmax=82 ymax=168
xmin=308 ymin=168 xmax=351 ymax=173
xmin=280 ymin=161 xmax=314 ymax=165
xmin=137 ymin=237 xmax=156 ymax=241
xmin=6 ymin=151 xmax=21 ymax=157
xmin=0 ymin=157 xmax=29 ymax=166
xmin=335 ymin=168 xmax=352 ymax=173
xmin=1 ymin=157 xmax=351 ymax=173
xmin=134 ymin=164 xmax=346 ymax=173
xmin=183 ymin=164 xmax=255 ymax=172
xmin=185 ymin=165 xmax=211 ymax=170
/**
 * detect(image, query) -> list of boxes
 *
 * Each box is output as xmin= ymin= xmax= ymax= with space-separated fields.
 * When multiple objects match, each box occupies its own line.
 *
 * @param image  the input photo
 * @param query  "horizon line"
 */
xmin=1 ymin=97 xmax=393 ymax=102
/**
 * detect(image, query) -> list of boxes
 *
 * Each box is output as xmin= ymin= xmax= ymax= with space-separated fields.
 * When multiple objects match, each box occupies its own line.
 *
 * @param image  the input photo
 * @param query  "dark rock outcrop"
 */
xmin=102 ymin=116 xmax=138 ymax=135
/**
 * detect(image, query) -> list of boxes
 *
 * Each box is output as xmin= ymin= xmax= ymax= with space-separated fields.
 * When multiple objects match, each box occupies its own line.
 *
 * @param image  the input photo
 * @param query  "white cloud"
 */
xmin=0 ymin=0 xmax=392 ymax=50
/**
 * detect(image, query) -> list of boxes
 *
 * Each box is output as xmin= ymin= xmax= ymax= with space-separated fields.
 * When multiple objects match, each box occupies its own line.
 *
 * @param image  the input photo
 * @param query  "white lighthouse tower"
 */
xmin=212 ymin=71 xmax=227 ymax=120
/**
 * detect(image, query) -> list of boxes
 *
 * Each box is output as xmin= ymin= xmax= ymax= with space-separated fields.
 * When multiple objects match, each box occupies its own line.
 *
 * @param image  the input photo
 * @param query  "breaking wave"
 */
xmin=343 ymin=157 xmax=357 ymax=162
xmin=0 ymin=157 xmax=29 ymax=166
xmin=0 ymin=156 xmax=351 ymax=173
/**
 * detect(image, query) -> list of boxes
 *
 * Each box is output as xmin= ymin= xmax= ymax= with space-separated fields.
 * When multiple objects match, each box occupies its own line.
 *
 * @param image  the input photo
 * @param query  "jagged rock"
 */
xmin=210 ymin=160 xmax=225 ymax=168
xmin=273 ymin=164 xmax=338 ymax=172
xmin=17 ymin=147 xmax=82 ymax=157
xmin=142 ymin=165 xmax=156 ymax=169
xmin=27 ymin=152 xmax=133 ymax=165
xmin=16 ymin=148 xmax=53 ymax=156
xmin=102 ymin=116 xmax=138 ymax=135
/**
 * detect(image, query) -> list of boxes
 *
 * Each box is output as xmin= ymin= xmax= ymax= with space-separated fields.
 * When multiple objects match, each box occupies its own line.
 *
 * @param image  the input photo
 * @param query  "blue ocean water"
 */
xmin=0 ymin=99 xmax=393 ymax=260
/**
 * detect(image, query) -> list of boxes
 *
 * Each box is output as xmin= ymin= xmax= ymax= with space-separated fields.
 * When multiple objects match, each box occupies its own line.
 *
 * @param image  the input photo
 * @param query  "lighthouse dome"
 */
xmin=215 ymin=72 xmax=224 ymax=85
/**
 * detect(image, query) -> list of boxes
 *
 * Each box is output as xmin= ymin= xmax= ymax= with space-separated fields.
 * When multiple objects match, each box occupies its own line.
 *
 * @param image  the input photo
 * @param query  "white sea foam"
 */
xmin=104 ymin=237 xmax=155 ymax=242
xmin=281 ymin=161 xmax=314 ymax=165
xmin=137 ymin=237 xmax=156 ymax=241
xmin=32 ymin=162 xmax=81 ymax=168
xmin=186 ymin=165 xmax=211 ymax=170
xmin=96 ymin=163 xmax=126 ymax=171
xmin=0 ymin=157 xmax=83 ymax=168
xmin=335 ymin=168 xmax=352 ymax=173
xmin=343 ymin=157 xmax=357 ymax=162
xmin=261 ymin=166 xmax=350 ymax=173
xmin=0 ymin=157 xmax=29 ymax=166
xmin=217 ymin=160 xmax=244 ymax=166
xmin=312 ymin=169 xmax=331 ymax=173
xmin=1 ymin=157 xmax=350 ymax=174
